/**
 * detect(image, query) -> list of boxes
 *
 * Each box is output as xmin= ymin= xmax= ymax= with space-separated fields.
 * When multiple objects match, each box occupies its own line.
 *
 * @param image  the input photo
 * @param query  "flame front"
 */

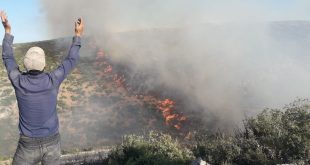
xmin=92 ymin=44 xmax=187 ymax=130
xmin=157 ymin=99 xmax=186 ymax=129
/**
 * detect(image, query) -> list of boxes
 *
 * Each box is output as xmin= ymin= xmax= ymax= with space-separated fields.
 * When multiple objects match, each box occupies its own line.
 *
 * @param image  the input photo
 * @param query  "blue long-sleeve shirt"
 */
xmin=2 ymin=33 xmax=81 ymax=137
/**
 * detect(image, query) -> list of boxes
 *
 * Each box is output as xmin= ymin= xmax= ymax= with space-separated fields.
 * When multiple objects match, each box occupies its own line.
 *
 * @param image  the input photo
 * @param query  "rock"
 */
xmin=60 ymin=149 xmax=110 ymax=165
xmin=191 ymin=157 xmax=209 ymax=165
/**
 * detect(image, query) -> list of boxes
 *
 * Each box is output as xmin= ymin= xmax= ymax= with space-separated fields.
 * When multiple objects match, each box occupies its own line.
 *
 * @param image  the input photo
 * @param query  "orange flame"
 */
xmin=93 ymin=45 xmax=187 ymax=130
xmin=113 ymin=74 xmax=126 ymax=87
xmin=104 ymin=65 xmax=112 ymax=73
xmin=157 ymin=99 xmax=186 ymax=129
xmin=174 ymin=124 xmax=181 ymax=130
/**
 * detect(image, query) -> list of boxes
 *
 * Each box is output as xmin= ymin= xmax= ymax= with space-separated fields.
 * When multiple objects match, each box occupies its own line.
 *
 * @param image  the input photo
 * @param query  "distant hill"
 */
xmin=270 ymin=21 xmax=310 ymax=41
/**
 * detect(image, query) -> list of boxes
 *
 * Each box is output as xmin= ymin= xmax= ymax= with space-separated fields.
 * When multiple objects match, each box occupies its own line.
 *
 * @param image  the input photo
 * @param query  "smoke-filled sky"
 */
xmin=39 ymin=0 xmax=310 ymax=37
xmin=38 ymin=0 xmax=310 ymax=126
xmin=0 ymin=0 xmax=310 ymax=42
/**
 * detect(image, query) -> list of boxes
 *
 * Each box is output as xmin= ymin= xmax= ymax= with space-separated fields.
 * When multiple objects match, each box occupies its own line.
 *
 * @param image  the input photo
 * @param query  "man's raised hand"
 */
xmin=0 ymin=11 xmax=11 ymax=34
xmin=75 ymin=18 xmax=84 ymax=37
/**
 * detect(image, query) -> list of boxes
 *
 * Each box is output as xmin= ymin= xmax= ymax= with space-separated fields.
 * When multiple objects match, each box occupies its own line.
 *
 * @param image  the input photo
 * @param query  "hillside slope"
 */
xmin=1 ymin=21 xmax=310 ymax=157
xmin=0 ymin=37 xmax=195 ymax=157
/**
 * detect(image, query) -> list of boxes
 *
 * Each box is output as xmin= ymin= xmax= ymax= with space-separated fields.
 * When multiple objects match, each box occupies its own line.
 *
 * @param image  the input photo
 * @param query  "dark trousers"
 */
xmin=12 ymin=133 xmax=61 ymax=165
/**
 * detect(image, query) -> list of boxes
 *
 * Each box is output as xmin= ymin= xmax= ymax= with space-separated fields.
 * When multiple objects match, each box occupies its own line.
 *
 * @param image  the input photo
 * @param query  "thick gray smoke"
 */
xmin=40 ymin=0 xmax=310 ymax=126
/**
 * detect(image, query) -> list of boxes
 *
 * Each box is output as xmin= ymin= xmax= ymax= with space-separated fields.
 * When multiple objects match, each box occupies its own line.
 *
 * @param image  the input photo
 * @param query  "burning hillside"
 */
xmin=0 ymin=35 xmax=207 ymax=157
xmin=1 ymin=21 xmax=310 ymax=159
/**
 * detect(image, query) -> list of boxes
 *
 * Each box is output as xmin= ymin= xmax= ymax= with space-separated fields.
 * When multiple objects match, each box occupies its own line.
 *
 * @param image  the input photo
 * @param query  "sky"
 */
xmin=0 ymin=0 xmax=49 ymax=43
xmin=0 ymin=0 xmax=310 ymax=43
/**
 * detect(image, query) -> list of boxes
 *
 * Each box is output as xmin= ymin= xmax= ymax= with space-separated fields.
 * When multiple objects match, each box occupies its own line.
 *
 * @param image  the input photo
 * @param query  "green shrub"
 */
xmin=106 ymin=131 xmax=194 ymax=165
xmin=193 ymin=99 xmax=310 ymax=165
xmin=193 ymin=132 xmax=240 ymax=164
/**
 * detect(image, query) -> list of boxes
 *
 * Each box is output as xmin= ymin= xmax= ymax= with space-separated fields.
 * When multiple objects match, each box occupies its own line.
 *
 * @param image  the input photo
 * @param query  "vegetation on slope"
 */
xmin=105 ymin=99 xmax=310 ymax=165
xmin=0 ymin=38 xmax=308 ymax=165
xmin=106 ymin=131 xmax=193 ymax=165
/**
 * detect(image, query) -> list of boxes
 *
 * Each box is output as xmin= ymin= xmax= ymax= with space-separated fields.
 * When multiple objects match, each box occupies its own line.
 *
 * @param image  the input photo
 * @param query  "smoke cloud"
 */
xmin=40 ymin=0 xmax=310 ymax=127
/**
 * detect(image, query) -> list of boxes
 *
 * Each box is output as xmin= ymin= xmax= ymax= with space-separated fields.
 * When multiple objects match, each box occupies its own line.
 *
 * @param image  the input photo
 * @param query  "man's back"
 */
xmin=13 ymin=72 xmax=60 ymax=137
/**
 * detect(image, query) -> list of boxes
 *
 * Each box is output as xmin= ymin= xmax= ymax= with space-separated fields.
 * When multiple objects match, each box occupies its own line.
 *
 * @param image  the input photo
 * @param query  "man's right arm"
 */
xmin=52 ymin=18 xmax=84 ymax=84
xmin=52 ymin=36 xmax=81 ymax=83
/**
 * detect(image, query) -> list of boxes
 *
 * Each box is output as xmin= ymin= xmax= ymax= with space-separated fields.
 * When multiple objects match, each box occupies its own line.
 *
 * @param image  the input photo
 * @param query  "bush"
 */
xmin=193 ymin=99 xmax=310 ymax=165
xmin=105 ymin=131 xmax=194 ymax=165
xmin=103 ymin=99 xmax=309 ymax=165
xmin=193 ymin=132 xmax=240 ymax=164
